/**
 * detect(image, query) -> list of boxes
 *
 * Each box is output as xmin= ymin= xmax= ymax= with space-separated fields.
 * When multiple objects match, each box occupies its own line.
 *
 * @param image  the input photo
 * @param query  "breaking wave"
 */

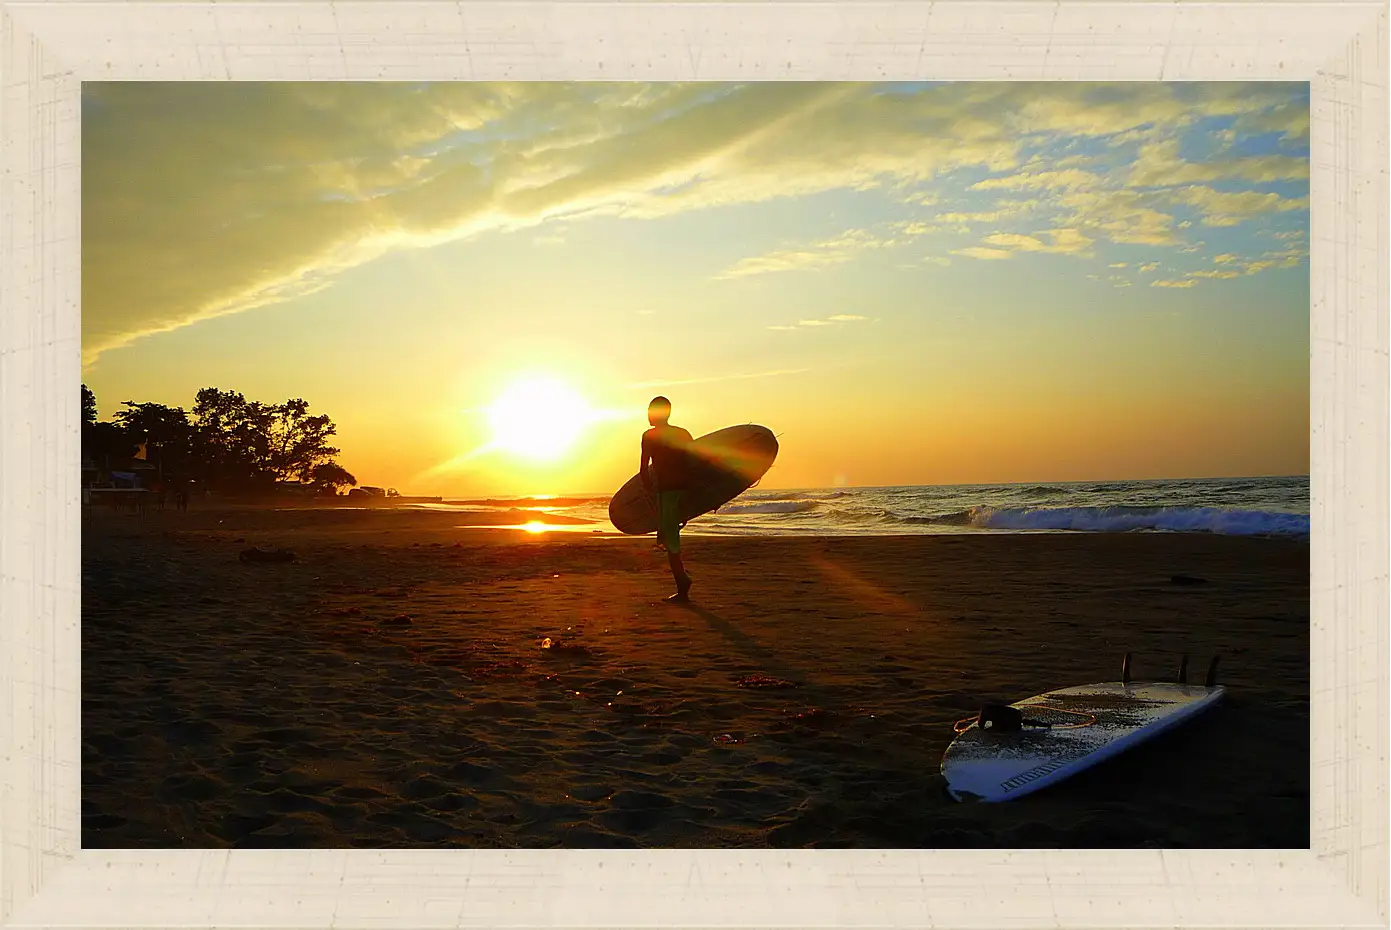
xmin=703 ymin=499 xmax=1309 ymax=538
xmin=961 ymin=505 xmax=1310 ymax=537
xmin=716 ymin=500 xmax=819 ymax=515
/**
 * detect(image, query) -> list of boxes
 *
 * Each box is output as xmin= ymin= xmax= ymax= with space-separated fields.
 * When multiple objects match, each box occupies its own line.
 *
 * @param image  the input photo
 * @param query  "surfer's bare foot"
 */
xmin=664 ymin=577 xmax=692 ymax=604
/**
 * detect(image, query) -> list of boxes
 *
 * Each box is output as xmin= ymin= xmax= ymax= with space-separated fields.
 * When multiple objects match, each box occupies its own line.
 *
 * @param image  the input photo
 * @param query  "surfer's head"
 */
xmin=647 ymin=396 xmax=672 ymax=426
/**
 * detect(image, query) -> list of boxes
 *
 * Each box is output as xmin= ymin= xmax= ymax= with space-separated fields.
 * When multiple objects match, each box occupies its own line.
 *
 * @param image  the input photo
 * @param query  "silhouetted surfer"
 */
xmin=641 ymin=396 xmax=694 ymax=602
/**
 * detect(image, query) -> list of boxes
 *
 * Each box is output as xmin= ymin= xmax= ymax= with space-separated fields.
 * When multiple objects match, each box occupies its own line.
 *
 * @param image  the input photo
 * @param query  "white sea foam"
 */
xmin=716 ymin=500 xmax=818 ymax=515
xmin=964 ymin=505 xmax=1309 ymax=537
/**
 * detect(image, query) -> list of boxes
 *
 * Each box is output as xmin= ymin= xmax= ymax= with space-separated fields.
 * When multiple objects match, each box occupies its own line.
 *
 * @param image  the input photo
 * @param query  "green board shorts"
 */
xmin=656 ymin=491 xmax=683 ymax=554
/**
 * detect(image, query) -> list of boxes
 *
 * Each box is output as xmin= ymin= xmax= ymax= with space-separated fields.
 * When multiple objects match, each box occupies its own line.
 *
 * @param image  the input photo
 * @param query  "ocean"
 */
xmin=436 ymin=475 xmax=1311 ymax=539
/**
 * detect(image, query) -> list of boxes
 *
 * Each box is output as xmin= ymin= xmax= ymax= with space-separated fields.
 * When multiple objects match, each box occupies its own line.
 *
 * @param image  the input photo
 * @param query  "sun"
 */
xmin=485 ymin=376 xmax=594 ymax=461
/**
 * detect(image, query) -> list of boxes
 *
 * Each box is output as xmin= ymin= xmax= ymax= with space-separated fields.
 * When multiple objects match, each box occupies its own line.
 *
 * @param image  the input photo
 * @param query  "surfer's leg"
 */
xmin=666 ymin=551 xmax=692 ymax=601
xmin=658 ymin=493 xmax=692 ymax=600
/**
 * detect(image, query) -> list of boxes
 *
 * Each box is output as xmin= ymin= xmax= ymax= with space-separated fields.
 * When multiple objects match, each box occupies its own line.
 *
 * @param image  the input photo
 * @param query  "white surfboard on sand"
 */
xmin=941 ymin=658 xmax=1225 ymax=803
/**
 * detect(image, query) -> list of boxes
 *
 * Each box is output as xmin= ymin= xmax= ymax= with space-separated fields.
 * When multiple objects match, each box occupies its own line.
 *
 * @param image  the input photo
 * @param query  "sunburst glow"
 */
xmin=485 ymin=377 xmax=594 ymax=461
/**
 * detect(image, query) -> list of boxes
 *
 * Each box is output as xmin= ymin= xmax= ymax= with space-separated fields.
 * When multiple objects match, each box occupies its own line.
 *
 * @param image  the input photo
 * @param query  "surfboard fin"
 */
xmin=1177 ymin=653 xmax=1189 ymax=684
xmin=1121 ymin=652 xmax=1132 ymax=684
xmin=1205 ymin=654 xmax=1221 ymax=687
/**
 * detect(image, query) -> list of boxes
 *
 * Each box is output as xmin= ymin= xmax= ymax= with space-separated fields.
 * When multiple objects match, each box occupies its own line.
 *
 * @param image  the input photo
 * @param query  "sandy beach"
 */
xmin=82 ymin=505 xmax=1309 ymax=848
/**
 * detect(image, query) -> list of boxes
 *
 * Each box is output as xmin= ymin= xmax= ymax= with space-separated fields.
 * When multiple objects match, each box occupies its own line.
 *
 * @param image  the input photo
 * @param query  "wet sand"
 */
xmin=82 ymin=505 xmax=1309 ymax=848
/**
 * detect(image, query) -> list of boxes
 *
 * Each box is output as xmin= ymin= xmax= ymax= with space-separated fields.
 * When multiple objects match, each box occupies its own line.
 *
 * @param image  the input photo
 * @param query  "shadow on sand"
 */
xmin=687 ymin=602 xmax=817 ymax=692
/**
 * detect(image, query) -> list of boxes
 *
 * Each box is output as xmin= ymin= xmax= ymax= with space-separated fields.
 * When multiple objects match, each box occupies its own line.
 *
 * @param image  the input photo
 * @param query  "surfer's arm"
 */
xmin=639 ymin=434 xmax=654 ymax=494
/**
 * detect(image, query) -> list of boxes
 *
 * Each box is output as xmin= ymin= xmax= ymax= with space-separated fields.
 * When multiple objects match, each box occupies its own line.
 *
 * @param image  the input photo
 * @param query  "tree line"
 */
xmin=82 ymin=385 xmax=358 ymax=495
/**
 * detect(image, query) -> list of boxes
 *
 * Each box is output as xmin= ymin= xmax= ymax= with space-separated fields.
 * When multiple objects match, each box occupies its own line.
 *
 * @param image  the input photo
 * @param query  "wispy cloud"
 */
xmin=1127 ymin=139 xmax=1308 ymax=188
xmin=957 ymin=227 xmax=1096 ymax=260
xmin=1164 ymin=185 xmax=1309 ymax=227
xmin=1179 ymin=246 xmax=1306 ymax=283
xmin=82 ymin=81 xmax=1309 ymax=364
xmin=971 ymin=168 xmax=1102 ymax=193
xmin=767 ymin=314 xmax=873 ymax=331
xmin=627 ymin=367 xmax=812 ymax=389
xmin=718 ymin=229 xmax=892 ymax=280
xmin=951 ymin=246 xmax=1014 ymax=260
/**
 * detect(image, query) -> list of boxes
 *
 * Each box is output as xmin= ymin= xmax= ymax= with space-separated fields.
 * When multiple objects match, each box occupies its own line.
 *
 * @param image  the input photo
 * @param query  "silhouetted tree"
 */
xmin=81 ymin=384 xmax=98 ymax=426
xmin=82 ymin=384 xmax=356 ymax=496
xmin=268 ymin=398 xmax=342 ymax=484
xmin=112 ymin=401 xmax=195 ymax=483
xmin=309 ymin=462 xmax=357 ymax=495
xmin=191 ymin=388 xmax=275 ymax=490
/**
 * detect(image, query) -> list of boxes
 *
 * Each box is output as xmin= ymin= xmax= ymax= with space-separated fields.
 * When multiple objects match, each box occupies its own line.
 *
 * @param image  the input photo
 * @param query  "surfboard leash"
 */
xmin=954 ymin=703 xmax=1098 ymax=734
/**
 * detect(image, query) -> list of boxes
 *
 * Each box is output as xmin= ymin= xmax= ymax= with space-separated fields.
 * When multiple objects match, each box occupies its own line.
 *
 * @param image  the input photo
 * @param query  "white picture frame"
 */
xmin=1 ymin=2 xmax=1385 ymax=927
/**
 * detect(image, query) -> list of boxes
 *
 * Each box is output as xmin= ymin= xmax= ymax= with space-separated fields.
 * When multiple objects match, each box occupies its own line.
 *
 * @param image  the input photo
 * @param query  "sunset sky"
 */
xmin=81 ymin=82 xmax=1310 ymax=496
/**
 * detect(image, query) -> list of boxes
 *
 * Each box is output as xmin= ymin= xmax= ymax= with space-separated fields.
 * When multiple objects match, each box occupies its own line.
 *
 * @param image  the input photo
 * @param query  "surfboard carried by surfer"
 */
xmin=640 ymin=396 xmax=694 ymax=603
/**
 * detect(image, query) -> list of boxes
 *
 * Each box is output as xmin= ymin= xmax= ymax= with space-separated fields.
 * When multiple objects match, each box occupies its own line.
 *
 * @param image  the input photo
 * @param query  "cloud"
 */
xmin=933 ymin=201 xmax=1040 ymax=225
xmin=799 ymin=315 xmax=869 ymax=327
xmin=718 ymin=228 xmax=893 ymax=280
xmin=1165 ymin=185 xmax=1309 ymax=227
xmin=1043 ymin=228 xmax=1096 ymax=254
xmin=1234 ymin=101 xmax=1310 ymax=142
xmin=767 ymin=315 xmax=873 ymax=330
xmin=1127 ymin=139 xmax=1308 ymax=188
xmin=720 ymin=246 xmax=859 ymax=280
xmin=1181 ymin=246 xmax=1306 ymax=282
xmin=1261 ymin=246 xmax=1307 ymax=266
xmin=982 ymin=233 xmax=1049 ymax=251
xmin=1139 ymin=262 xmax=1161 ymax=273
xmin=977 ymin=227 xmax=1095 ymax=257
xmin=952 ymin=247 xmax=1014 ymax=260
xmin=895 ymin=221 xmax=947 ymax=236
xmin=627 ymin=367 xmax=811 ymax=388
xmin=718 ymin=217 xmax=960 ymax=281
xmin=82 ymin=81 xmax=1309 ymax=363
xmin=1001 ymin=81 xmax=1300 ymax=139
xmin=971 ymin=169 xmax=1102 ymax=193
xmin=1152 ymin=279 xmax=1197 ymax=288
xmin=1054 ymin=189 xmax=1181 ymax=246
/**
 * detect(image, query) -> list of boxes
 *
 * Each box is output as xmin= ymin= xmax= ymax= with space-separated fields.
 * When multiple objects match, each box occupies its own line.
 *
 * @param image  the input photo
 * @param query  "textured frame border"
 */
xmin=0 ymin=2 xmax=1386 ymax=927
